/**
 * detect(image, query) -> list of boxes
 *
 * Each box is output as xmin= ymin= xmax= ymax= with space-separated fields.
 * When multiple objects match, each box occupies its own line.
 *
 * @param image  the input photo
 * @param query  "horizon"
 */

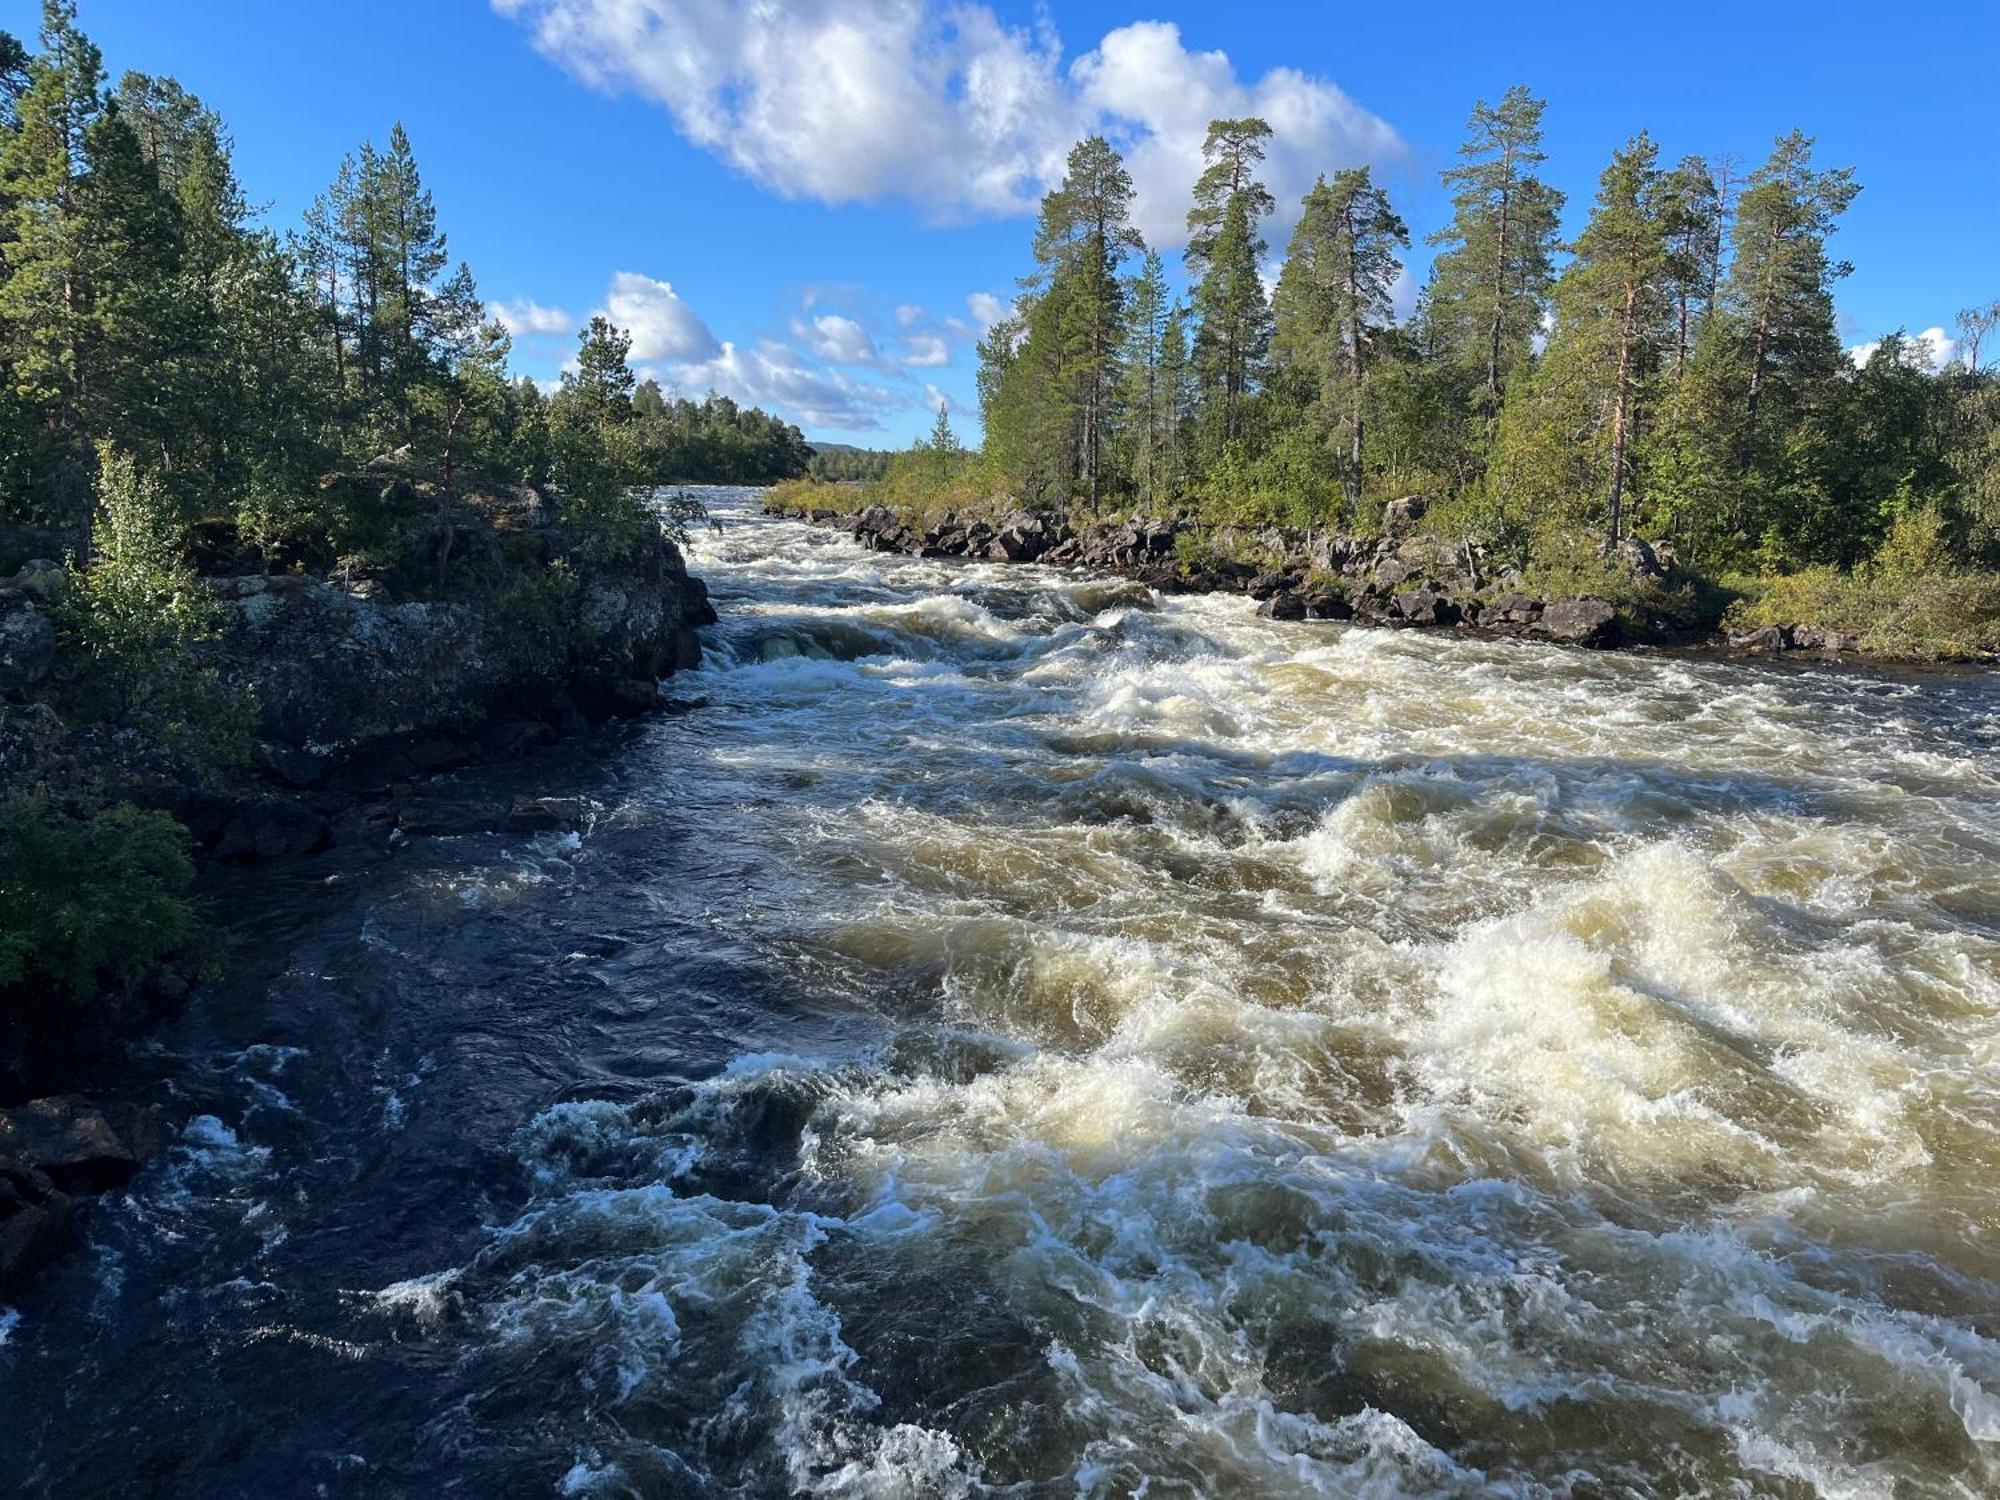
xmin=5 ymin=0 xmax=1995 ymax=447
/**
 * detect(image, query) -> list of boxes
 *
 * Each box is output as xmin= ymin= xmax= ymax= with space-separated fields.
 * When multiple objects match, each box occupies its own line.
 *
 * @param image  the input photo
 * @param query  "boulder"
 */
xmin=0 ymin=589 xmax=55 ymax=695
xmin=1383 ymin=495 xmax=1429 ymax=534
xmin=1392 ymin=588 xmax=1457 ymax=627
xmin=1302 ymin=590 xmax=1353 ymax=621
xmin=396 ymin=796 xmax=500 ymax=838
xmin=1729 ymin=623 xmax=1793 ymax=653
xmin=1373 ymin=558 xmax=1413 ymax=590
xmin=0 ymin=1096 xmax=141 ymax=1194
xmin=12 ymin=559 xmax=67 ymax=603
xmin=1246 ymin=572 xmax=1293 ymax=601
xmin=503 ymin=796 xmax=587 ymax=834
xmin=1618 ymin=535 xmax=1665 ymax=577
xmin=1257 ymin=592 xmax=1308 ymax=621
xmin=1538 ymin=597 xmax=1621 ymax=648
xmin=214 ymin=797 xmax=332 ymax=860
xmin=0 ymin=1187 xmax=71 ymax=1291
xmin=1483 ymin=592 xmax=1543 ymax=628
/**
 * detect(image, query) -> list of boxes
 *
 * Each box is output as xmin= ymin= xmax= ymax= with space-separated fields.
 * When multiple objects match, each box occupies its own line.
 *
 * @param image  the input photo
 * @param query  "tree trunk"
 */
xmin=1608 ymin=278 xmax=1637 ymax=545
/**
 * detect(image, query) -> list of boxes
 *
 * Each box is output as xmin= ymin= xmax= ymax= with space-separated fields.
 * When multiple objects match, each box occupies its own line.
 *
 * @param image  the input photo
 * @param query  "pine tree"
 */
xmin=1727 ymin=130 xmax=1857 ymax=436
xmin=1536 ymin=134 xmax=1670 ymax=542
xmin=987 ymin=136 xmax=1140 ymax=510
xmin=1185 ymin=117 xmax=1274 ymax=448
xmin=1424 ymin=85 xmax=1563 ymax=407
xmin=1271 ymin=166 xmax=1407 ymax=516
xmin=1657 ymin=155 xmax=1722 ymax=382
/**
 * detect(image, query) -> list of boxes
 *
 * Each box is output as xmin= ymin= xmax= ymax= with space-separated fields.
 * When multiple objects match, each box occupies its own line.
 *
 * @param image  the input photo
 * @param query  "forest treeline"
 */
xmin=834 ymin=89 xmax=1998 ymax=646
xmin=0 ymin=0 xmax=807 ymax=570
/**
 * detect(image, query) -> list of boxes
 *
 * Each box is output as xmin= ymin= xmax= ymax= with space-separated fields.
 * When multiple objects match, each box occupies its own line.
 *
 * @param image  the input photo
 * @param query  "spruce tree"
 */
xmin=1185 ymin=118 xmax=1274 ymax=449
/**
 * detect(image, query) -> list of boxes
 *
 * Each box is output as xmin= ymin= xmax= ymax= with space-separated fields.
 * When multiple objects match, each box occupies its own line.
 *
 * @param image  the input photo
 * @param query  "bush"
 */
xmin=1723 ymin=507 xmax=2000 ymax=658
xmin=861 ymin=447 xmax=1013 ymax=527
xmin=59 ymin=448 xmax=253 ymax=762
xmin=0 ymin=794 xmax=198 ymax=1005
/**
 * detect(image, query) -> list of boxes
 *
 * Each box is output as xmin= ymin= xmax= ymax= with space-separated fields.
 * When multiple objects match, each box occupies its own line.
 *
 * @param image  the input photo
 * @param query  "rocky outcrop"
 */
xmin=0 ymin=1096 xmax=160 ymax=1292
xmin=202 ymin=531 xmax=705 ymax=759
xmin=765 ymin=494 xmax=1698 ymax=652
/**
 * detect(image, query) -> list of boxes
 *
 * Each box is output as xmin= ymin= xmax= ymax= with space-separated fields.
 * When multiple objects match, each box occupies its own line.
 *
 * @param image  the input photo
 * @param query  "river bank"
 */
xmin=763 ymin=490 xmax=1987 ymax=663
xmin=0 ymin=482 xmax=715 ymax=1291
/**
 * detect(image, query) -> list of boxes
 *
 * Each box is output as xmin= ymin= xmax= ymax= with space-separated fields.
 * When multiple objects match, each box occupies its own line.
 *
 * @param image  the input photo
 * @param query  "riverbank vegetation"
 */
xmin=803 ymin=91 xmax=1997 ymax=655
xmin=0 ymin=2 xmax=746 ymax=1033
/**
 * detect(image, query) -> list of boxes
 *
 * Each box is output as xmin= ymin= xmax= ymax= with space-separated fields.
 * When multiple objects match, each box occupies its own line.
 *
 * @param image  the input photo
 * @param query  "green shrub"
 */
xmin=59 ymin=448 xmax=254 ymax=762
xmin=0 ymin=794 xmax=198 ymax=1005
xmin=1723 ymin=507 xmax=2000 ymax=658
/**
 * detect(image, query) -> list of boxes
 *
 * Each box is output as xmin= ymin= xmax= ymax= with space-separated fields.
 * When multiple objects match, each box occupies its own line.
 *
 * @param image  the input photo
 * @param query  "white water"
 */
xmin=9 ymin=486 xmax=1997 ymax=1497
xmin=463 ymin=492 xmax=2000 ymax=1496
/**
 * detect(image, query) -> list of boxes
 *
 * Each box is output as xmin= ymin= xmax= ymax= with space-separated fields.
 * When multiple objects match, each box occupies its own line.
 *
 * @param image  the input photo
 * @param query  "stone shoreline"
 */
xmin=765 ymin=495 xmax=1873 ymax=658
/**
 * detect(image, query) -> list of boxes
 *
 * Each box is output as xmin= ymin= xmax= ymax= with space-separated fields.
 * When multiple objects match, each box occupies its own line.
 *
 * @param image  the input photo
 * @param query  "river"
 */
xmin=5 ymin=485 xmax=2000 ymax=1497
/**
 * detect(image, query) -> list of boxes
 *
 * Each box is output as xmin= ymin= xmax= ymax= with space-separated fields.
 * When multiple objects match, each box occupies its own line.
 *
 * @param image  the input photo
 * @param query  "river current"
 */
xmin=6 ymin=487 xmax=2000 ymax=1497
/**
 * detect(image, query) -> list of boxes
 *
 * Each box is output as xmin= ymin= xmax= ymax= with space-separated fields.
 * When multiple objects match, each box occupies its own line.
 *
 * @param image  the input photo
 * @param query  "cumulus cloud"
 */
xmin=668 ymin=339 xmax=905 ymax=430
xmin=900 ymin=331 xmax=950 ymax=367
xmin=967 ymin=291 xmax=1012 ymax=331
xmin=1072 ymin=21 xmax=1405 ymax=247
xmin=601 ymin=271 xmax=719 ymax=362
xmin=495 ymin=3 xmax=1403 ymax=244
xmin=800 ymin=312 xmax=881 ymax=366
xmin=1847 ymin=325 xmax=1961 ymax=373
xmin=488 ymin=297 xmax=575 ymax=339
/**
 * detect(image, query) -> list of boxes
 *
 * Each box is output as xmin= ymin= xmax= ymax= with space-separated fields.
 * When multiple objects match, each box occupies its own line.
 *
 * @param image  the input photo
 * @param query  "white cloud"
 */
xmin=967 ymin=291 xmax=1012 ymax=331
xmin=1847 ymin=325 xmax=1961 ymax=373
xmin=900 ymin=331 xmax=950 ymax=367
xmin=601 ymin=270 xmax=719 ymax=362
xmin=495 ymin=4 xmax=1403 ymax=244
xmin=669 ymin=338 xmax=905 ymax=431
xmin=1072 ymin=21 xmax=1405 ymax=248
xmin=488 ymin=297 xmax=575 ymax=339
xmin=800 ymin=312 xmax=881 ymax=366
xmin=895 ymin=303 xmax=924 ymax=328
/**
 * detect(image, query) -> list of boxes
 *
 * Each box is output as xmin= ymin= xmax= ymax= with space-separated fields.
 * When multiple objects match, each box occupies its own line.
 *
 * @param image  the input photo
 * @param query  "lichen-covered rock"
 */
xmin=0 ymin=588 xmax=55 ymax=696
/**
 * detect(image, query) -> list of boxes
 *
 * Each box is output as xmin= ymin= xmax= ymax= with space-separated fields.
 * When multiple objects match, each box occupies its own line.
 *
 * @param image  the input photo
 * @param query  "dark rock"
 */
xmin=1246 ymin=572 xmax=1293 ymax=601
xmin=503 ymin=796 xmax=586 ymax=834
xmin=1302 ymin=590 xmax=1353 ymax=621
xmin=1618 ymin=535 xmax=1665 ymax=577
xmin=1538 ymin=597 xmax=1621 ymax=648
xmin=255 ymin=743 xmax=330 ymax=788
xmin=1383 ymin=495 xmax=1429 ymax=534
xmin=1484 ymin=592 xmax=1543 ymax=627
xmin=0 ymin=1191 xmax=71 ymax=1290
xmin=1392 ymin=588 xmax=1458 ymax=627
xmin=215 ymin=797 xmax=331 ymax=860
xmin=1730 ymin=624 xmax=1793 ymax=653
xmin=0 ymin=1096 xmax=141 ymax=1194
xmin=1257 ymin=592 xmax=1308 ymax=621
xmin=0 ymin=589 xmax=55 ymax=695
xmin=397 ymin=797 xmax=500 ymax=838
xmin=1373 ymin=558 xmax=1413 ymax=589
xmin=12 ymin=559 xmax=67 ymax=603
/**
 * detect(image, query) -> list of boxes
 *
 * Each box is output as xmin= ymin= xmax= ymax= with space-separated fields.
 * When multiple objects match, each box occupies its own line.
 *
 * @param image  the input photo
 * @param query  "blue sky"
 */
xmin=9 ymin=0 xmax=1998 ymax=445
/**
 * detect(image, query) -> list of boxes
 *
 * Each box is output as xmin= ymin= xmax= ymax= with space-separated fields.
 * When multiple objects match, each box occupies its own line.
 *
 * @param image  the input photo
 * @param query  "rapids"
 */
xmin=5 ymin=486 xmax=2000 ymax=1497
